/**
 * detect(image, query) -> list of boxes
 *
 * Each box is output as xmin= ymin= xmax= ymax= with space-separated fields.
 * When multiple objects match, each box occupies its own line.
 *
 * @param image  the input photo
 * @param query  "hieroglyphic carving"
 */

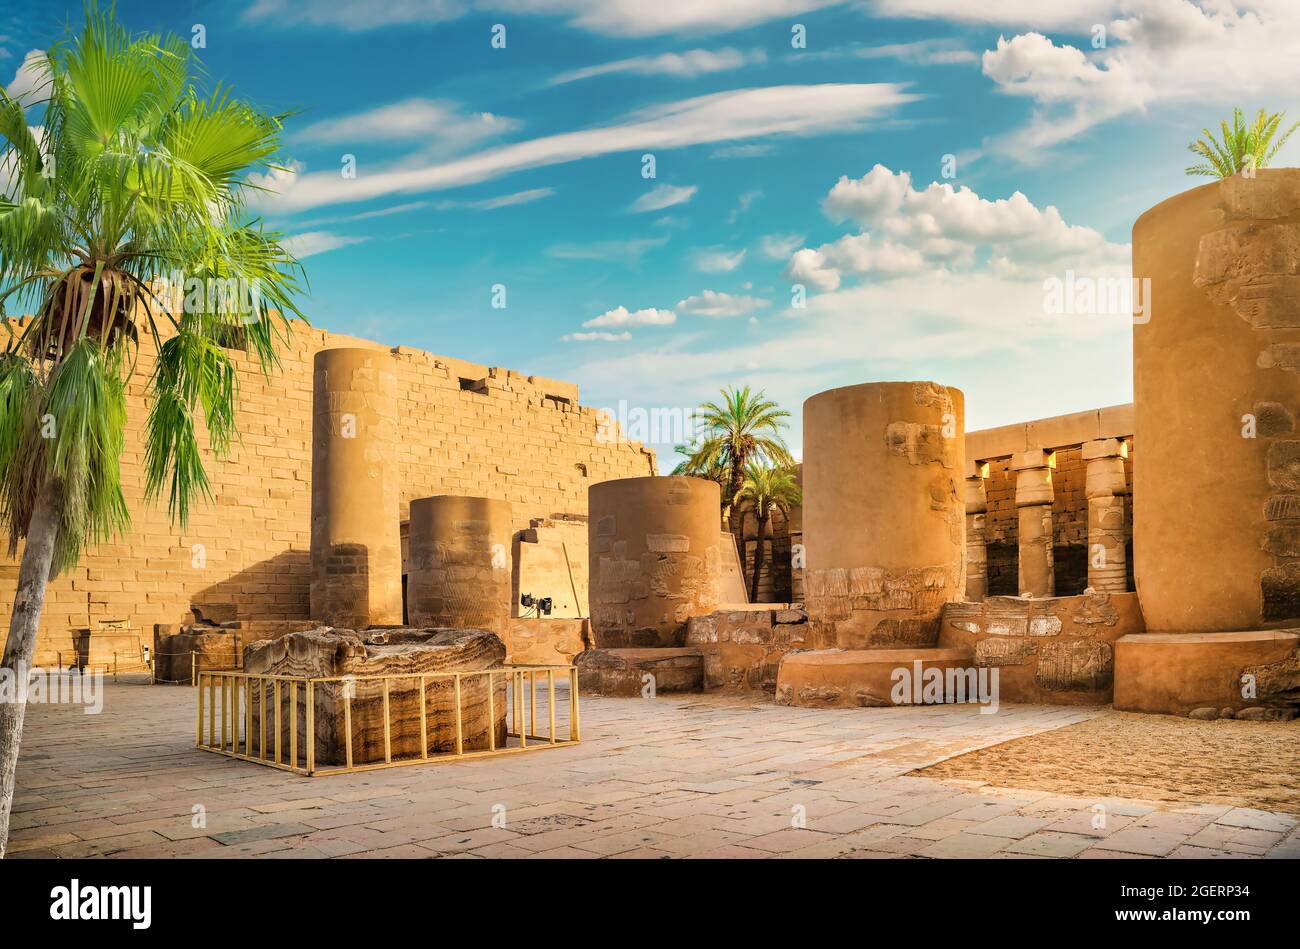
xmin=1035 ymin=639 xmax=1113 ymax=692
xmin=975 ymin=637 xmax=1038 ymax=667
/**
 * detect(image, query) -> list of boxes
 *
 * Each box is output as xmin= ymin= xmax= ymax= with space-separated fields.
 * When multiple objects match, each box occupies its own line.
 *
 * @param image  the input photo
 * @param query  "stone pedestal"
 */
xmin=1012 ymin=450 xmax=1055 ymax=598
xmin=587 ymin=476 xmax=722 ymax=648
xmin=407 ymin=495 xmax=513 ymax=634
xmin=1083 ymin=438 xmax=1128 ymax=594
xmin=803 ymin=381 xmax=966 ymax=649
xmin=310 ymin=348 xmax=403 ymax=628
xmin=964 ymin=464 xmax=989 ymax=600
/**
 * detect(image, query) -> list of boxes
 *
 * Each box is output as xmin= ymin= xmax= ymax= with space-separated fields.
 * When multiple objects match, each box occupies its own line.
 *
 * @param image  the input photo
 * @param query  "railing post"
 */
xmin=344 ymin=682 xmax=353 ymax=770
xmin=274 ymin=679 xmax=282 ymax=765
xmin=245 ymin=678 xmax=253 ymax=757
xmin=570 ymin=668 xmax=580 ymax=742
xmin=516 ymin=672 xmax=526 ymax=749
xmin=208 ymin=674 xmax=216 ymax=748
xmin=548 ymin=670 xmax=556 ymax=744
xmin=382 ymin=678 xmax=392 ymax=764
xmin=190 ymin=650 xmax=196 ymax=688
xmin=486 ymin=671 xmax=496 ymax=752
xmin=305 ymin=681 xmax=315 ymax=775
xmin=418 ymin=676 xmax=428 ymax=759
xmin=289 ymin=681 xmax=298 ymax=768
xmin=259 ymin=678 xmax=267 ymax=760
xmin=196 ymin=673 xmax=204 ymax=746
xmin=453 ymin=674 xmax=463 ymax=756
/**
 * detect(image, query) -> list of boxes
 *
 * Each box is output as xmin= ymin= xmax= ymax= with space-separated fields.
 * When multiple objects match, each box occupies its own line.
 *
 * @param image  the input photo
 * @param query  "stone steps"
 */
xmin=775 ymin=647 xmax=976 ymax=708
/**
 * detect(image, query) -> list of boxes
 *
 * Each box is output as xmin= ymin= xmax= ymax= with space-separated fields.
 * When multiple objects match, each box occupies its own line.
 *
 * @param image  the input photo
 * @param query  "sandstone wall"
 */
xmin=2 ymin=319 xmax=654 ymax=666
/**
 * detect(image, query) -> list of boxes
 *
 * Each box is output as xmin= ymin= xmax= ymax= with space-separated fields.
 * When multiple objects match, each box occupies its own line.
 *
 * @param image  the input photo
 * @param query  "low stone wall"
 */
xmin=937 ymin=591 xmax=1143 ymax=704
xmin=575 ymin=647 xmax=702 ymax=697
xmin=1114 ymin=631 xmax=1300 ymax=715
xmin=684 ymin=608 xmax=825 ymax=694
xmin=502 ymin=618 xmax=588 ymax=666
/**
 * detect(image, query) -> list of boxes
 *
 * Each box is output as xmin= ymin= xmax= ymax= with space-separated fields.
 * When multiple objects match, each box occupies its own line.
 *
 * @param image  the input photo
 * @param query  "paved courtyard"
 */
xmin=8 ymin=681 xmax=1299 ymax=859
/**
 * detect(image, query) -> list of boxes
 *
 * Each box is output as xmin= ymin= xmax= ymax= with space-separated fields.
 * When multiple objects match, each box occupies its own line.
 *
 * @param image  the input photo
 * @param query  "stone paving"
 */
xmin=8 ymin=681 xmax=1299 ymax=859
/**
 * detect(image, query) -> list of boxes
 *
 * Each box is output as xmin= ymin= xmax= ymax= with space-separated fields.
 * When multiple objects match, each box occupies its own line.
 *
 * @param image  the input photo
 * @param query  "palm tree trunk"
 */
xmin=0 ymin=480 xmax=60 ymax=858
xmin=725 ymin=451 xmax=747 ymax=539
xmin=750 ymin=512 xmax=768 ymax=603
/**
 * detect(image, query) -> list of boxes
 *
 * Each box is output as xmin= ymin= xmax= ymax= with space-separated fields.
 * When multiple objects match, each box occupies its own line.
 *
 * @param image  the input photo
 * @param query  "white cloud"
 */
xmin=711 ymin=143 xmax=774 ymax=159
xmin=296 ymin=99 xmax=517 ymax=156
xmin=247 ymin=0 xmax=844 ymax=36
xmin=563 ymin=330 xmax=632 ymax=342
xmin=974 ymin=2 xmax=1300 ymax=153
xmin=728 ymin=189 xmax=762 ymax=223
xmin=253 ymin=83 xmax=915 ymax=214
xmin=760 ymin=233 xmax=805 ymax=260
xmin=550 ymin=48 xmax=763 ymax=85
xmin=867 ymin=0 xmax=1113 ymax=29
xmin=850 ymin=38 xmax=978 ymax=65
xmin=628 ymin=183 xmax=697 ymax=213
xmin=676 ymin=290 xmax=770 ymax=318
xmin=7 ymin=50 xmax=48 ymax=104
xmin=693 ymin=247 xmax=747 ymax=272
xmin=793 ymin=163 xmax=1128 ymax=290
xmin=281 ymin=230 xmax=371 ymax=258
xmin=438 ymin=187 xmax=555 ymax=210
xmin=583 ymin=305 xmax=677 ymax=328
xmin=546 ymin=237 xmax=668 ymax=265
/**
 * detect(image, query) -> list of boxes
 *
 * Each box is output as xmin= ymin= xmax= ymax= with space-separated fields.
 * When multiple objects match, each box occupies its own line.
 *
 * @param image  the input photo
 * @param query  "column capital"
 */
xmin=1081 ymin=437 xmax=1128 ymax=462
xmin=1011 ymin=448 xmax=1056 ymax=472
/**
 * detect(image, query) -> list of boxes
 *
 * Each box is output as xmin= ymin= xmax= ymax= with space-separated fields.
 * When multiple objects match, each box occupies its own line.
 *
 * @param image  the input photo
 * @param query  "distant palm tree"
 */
xmin=736 ymin=463 xmax=802 ymax=603
xmin=674 ymin=385 xmax=793 ymax=541
xmin=0 ymin=8 xmax=305 ymax=856
xmin=1186 ymin=108 xmax=1299 ymax=177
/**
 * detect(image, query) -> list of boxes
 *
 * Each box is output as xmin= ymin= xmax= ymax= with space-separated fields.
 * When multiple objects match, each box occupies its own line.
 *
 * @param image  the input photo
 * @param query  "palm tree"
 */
xmin=736 ymin=463 xmax=802 ymax=603
xmin=1186 ymin=108 xmax=1299 ymax=178
xmin=0 ymin=9 xmax=305 ymax=856
xmin=676 ymin=386 xmax=793 ymax=544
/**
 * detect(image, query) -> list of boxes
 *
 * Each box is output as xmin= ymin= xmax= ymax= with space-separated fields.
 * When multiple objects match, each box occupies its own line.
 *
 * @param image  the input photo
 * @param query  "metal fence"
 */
xmin=196 ymin=665 xmax=580 ymax=776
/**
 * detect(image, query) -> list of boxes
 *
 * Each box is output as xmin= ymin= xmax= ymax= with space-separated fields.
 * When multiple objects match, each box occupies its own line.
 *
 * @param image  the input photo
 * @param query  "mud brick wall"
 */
xmin=2 ymin=319 xmax=654 ymax=666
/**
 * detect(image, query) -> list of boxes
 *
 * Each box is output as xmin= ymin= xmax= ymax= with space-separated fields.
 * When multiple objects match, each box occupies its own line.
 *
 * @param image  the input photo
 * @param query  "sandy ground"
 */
xmin=917 ymin=710 xmax=1300 ymax=814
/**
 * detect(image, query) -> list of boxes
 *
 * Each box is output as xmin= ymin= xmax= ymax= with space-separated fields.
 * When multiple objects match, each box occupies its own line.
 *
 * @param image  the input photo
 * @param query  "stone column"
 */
xmin=310 ymin=348 xmax=403 ymax=628
xmin=588 ymin=476 xmax=722 ymax=648
xmin=803 ymin=381 xmax=965 ymax=648
xmin=1133 ymin=170 xmax=1300 ymax=631
xmin=1083 ymin=438 xmax=1128 ymax=593
xmin=1012 ymin=449 xmax=1055 ymax=598
xmin=407 ymin=496 xmax=513 ymax=634
xmin=964 ymin=462 xmax=989 ymax=600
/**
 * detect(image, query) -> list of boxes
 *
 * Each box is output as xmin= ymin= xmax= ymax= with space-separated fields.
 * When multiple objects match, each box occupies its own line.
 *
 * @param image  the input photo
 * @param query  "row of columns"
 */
xmin=964 ymin=437 xmax=1129 ymax=599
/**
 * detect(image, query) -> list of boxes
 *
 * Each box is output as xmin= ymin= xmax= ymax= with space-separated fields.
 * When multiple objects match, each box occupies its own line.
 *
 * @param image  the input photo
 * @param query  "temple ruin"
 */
xmin=6 ymin=172 xmax=1300 ymax=726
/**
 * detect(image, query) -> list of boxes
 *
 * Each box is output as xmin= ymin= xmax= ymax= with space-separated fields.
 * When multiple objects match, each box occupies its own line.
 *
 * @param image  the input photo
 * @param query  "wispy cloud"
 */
xmin=677 ymin=290 xmax=769 ymax=318
xmin=282 ymin=230 xmax=372 ymax=258
xmin=693 ymin=247 xmax=747 ymax=273
xmin=550 ymin=47 xmax=764 ymax=85
xmin=583 ymin=305 xmax=677 ymax=328
xmin=546 ymin=237 xmax=669 ymax=265
xmin=253 ymin=84 xmax=916 ymax=214
xmin=628 ymin=183 xmax=697 ymax=213
xmin=562 ymin=330 xmax=632 ymax=342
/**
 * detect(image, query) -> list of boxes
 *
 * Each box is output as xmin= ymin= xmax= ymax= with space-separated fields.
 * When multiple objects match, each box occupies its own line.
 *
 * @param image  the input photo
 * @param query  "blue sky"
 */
xmin=6 ymin=1 xmax=1300 ymax=469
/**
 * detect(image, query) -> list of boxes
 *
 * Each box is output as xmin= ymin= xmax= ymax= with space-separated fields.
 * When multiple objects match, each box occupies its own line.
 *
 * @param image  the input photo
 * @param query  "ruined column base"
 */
xmin=575 ymin=647 xmax=702 ymax=697
xmin=1113 ymin=631 xmax=1300 ymax=716
xmin=775 ymin=647 xmax=975 ymax=709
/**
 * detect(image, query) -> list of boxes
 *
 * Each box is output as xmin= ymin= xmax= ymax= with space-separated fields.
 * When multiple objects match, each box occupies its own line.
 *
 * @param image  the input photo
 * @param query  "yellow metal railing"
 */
xmin=195 ymin=665 xmax=580 ymax=776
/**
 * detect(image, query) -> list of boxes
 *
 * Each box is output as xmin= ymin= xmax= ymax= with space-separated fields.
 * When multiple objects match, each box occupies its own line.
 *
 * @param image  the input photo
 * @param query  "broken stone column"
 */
xmin=1013 ymin=449 xmax=1055 ymax=598
xmin=1084 ymin=438 xmax=1128 ymax=594
xmin=803 ymin=381 xmax=965 ymax=648
xmin=1134 ymin=170 xmax=1300 ymax=631
xmin=964 ymin=463 xmax=989 ymax=600
xmin=588 ymin=476 xmax=722 ymax=648
xmin=310 ymin=348 xmax=403 ymax=628
xmin=407 ymin=496 xmax=513 ymax=634
xmin=244 ymin=626 xmax=507 ymax=765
